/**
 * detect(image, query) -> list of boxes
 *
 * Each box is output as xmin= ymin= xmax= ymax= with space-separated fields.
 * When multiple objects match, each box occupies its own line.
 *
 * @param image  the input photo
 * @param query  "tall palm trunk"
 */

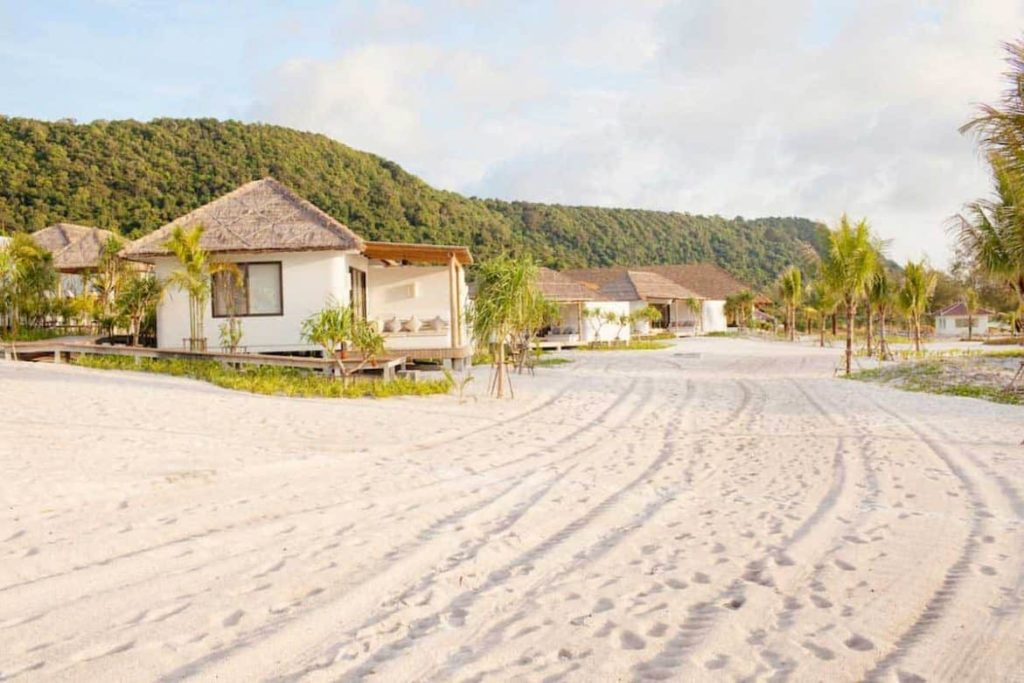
xmin=819 ymin=313 xmax=826 ymax=348
xmin=844 ymin=300 xmax=855 ymax=375
xmin=494 ymin=341 xmax=506 ymax=399
xmin=865 ymin=301 xmax=874 ymax=357
xmin=831 ymin=313 xmax=837 ymax=336
xmin=913 ymin=316 xmax=922 ymax=352
xmin=878 ymin=310 xmax=889 ymax=360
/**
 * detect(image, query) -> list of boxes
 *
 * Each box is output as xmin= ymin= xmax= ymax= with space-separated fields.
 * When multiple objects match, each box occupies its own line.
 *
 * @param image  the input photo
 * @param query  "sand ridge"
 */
xmin=0 ymin=338 xmax=1021 ymax=681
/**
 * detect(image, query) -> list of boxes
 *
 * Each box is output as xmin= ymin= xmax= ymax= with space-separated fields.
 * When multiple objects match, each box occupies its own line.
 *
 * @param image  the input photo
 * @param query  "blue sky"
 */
xmin=2 ymin=0 xmax=1022 ymax=264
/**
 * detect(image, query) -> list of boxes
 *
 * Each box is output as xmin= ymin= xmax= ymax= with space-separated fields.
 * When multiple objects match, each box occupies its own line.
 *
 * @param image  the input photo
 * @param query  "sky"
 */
xmin=2 ymin=0 xmax=1022 ymax=266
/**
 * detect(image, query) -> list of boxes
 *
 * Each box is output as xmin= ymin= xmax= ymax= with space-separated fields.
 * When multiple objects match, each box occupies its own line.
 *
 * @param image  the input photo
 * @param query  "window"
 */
xmin=212 ymin=262 xmax=282 ymax=317
xmin=350 ymin=267 xmax=367 ymax=320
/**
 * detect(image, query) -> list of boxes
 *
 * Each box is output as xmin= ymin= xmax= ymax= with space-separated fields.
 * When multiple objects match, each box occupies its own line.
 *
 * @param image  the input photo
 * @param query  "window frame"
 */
xmin=349 ymin=266 xmax=367 ymax=321
xmin=211 ymin=261 xmax=284 ymax=318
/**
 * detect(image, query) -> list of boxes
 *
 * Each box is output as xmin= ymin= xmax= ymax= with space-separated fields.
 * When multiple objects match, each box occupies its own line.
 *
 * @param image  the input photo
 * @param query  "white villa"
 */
xmin=934 ymin=302 xmax=995 ymax=337
xmin=563 ymin=264 xmax=752 ymax=334
xmin=534 ymin=267 xmax=629 ymax=346
xmin=121 ymin=178 xmax=472 ymax=365
xmin=563 ymin=268 xmax=704 ymax=336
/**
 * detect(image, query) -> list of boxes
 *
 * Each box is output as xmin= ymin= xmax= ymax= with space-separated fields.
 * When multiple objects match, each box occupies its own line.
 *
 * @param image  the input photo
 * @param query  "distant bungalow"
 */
xmin=121 ymin=178 xmax=472 ymax=366
xmin=562 ymin=264 xmax=751 ymax=334
xmin=31 ymin=223 xmax=118 ymax=296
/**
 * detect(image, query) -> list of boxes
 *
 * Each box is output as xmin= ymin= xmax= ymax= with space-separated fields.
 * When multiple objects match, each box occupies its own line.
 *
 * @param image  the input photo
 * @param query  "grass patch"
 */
xmin=73 ymin=355 xmax=452 ymax=399
xmin=983 ymin=336 xmax=1024 ymax=346
xmin=581 ymin=340 xmax=671 ymax=352
xmin=849 ymin=359 xmax=1022 ymax=406
xmin=1 ymin=327 xmax=71 ymax=342
xmin=534 ymin=356 xmax=574 ymax=367
xmin=705 ymin=331 xmax=738 ymax=338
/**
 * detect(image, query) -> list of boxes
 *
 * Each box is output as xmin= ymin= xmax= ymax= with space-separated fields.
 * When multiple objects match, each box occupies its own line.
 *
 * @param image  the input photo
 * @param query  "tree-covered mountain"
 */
xmin=0 ymin=116 xmax=827 ymax=286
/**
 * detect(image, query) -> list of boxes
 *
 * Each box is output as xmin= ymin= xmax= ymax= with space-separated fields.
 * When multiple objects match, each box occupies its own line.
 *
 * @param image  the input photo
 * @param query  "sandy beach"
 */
xmin=1 ymin=338 xmax=1022 ymax=682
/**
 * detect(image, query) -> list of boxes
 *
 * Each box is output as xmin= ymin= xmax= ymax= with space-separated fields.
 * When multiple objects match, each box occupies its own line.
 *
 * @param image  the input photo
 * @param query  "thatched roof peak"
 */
xmin=536 ymin=267 xmax=596 ymax=302
xmin=122 ymin=178 xmax=365 ymax=258
xmin=32 ymin=223 xmax=118 ymax=271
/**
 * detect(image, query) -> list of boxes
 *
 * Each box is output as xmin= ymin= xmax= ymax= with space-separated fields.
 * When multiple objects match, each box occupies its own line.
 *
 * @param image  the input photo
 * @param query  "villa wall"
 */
xmin=935 ymin=314 xmax=989 ymax=337
xmin=702 ymin=300 xmax=728 ymax=333
xmin=154 ymin=250 xmax=354 ymax=353
xmin=583 ymin=301 xmax=631 ymax=343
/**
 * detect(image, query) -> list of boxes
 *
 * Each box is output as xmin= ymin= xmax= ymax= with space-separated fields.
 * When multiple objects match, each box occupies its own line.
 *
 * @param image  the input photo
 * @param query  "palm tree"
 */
xmin=954 ymin=38 xmax=1024 ymax=321
xmin=964 ymin=287 xmax=980 ymax=341
xmin=897 ymin=260 xmax=937 ymax=353
xmin=301 ymin=299 xmax=384 ymax=382
xmin=868 ymin=271 xmax=895 ymax=360
xmin=115 ymin=272 xmax=164 ymax=346
xmin=0 ymin=234 xmax=55 ymax=357
xmin=685 ymin=297 xmax=703 ymax=335
xmin=88 ymin=235 xmax=127 ymax=334
xmin=163 ymin=224 xmax=237 ymax=351
xmin=820 ymin=215 xmax=878 ymax=375
xmin=807 ymin=278 xmax=838 ymax=348
xmin=470 ymin=255 xmax=539 ymax=398
xmin=777 ymin=266 xmax=802 ymax=341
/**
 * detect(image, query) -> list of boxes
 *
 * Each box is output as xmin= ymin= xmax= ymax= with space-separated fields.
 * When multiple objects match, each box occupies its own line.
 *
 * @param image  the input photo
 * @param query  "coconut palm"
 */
xmin=115 ymin=272 xmax=163 ymax=346
xmin=807 ymin=278 xmax=838 ymax=348
xmin=685 ymin=297 xmax=703 ymax=334
xmin=470 ymin=255 xmax=539 ymax=398
xmin=868 ymin=270 xmax=895 ymax=360
xmin=163 ymin=224 xmax=237 ymax=351
xmin=777 ymin=266 xmax=802 ymax=341
xmin=0 ymin=234 xmax=55 ymax=357
xmin=88 ymin=234 xmax=127 ymax=333
xmin=964 ymin=287 xmax=980 ymax=341
xmin=819 ymin=215 xmax=878 ymax=375
xmin=897 ymin=260 xmax=937 ymax=353
xmin=954 ymin=38 xmax=1024 ymax=317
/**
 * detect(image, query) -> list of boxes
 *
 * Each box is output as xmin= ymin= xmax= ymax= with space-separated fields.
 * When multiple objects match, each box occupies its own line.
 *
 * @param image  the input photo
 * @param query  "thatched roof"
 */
xmin=564 ymin=264 xmax=751 ymax=300
xmin=32 ymin=223 xmax=118 ymax=271
xmin=122 ymin=178 xmax=365 ymax=258
xmin=536 ymin=267 xmax=595 ymax=301
xmin=562 ymin=267 xmax=700 ymax=301
xmin=641 ymin=264 xmax=751 ymax=300
xmin=594 ymin=270 xmax=699 ymax=302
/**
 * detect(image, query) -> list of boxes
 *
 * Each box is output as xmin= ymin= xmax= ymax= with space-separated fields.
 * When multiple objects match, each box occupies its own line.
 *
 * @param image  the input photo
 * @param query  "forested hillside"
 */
xmin=0 ymin=117 xmax=827 ymax=286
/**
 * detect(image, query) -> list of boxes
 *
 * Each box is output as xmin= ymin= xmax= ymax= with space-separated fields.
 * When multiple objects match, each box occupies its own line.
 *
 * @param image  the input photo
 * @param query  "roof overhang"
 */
xmin=363 ymin=241 xmax=473 ymax=266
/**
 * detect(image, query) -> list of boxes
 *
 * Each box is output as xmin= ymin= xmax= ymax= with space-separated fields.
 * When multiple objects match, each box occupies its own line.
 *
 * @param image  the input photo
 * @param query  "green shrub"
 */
xmin=73 ymin=355 xmax=452 ymax=399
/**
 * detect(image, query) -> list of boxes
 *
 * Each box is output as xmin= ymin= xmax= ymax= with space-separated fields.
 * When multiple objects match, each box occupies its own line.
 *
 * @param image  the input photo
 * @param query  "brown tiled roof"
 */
xmin=32 ymin=223 xmax=118 ymax=271
xmin=535 ymin=267 xmax=596 ymax=301
xmin=935 ymin=302 xmax=995 ymax=317
xmin=123 ymin=178 xmax=365 ymax=258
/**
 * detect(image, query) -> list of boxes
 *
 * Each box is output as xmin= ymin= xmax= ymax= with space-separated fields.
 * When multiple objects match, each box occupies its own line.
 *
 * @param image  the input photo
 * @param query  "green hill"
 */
xmin=0 ymin=116 xmax=827 ymax=287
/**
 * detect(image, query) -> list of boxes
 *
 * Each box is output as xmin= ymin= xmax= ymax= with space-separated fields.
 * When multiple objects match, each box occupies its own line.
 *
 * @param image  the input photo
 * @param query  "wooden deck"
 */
xmin=3 ymin=341 xmax=408 ymax=380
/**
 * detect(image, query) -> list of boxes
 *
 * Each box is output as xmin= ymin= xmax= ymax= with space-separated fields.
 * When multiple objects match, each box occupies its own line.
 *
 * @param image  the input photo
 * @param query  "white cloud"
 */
xmin=252 ymin=0 xmax=1024 ymax=265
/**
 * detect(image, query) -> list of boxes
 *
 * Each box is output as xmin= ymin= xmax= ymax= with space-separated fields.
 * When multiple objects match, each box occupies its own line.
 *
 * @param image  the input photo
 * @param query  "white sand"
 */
xmin=1 ymin=338 xmax=1022 ymax=682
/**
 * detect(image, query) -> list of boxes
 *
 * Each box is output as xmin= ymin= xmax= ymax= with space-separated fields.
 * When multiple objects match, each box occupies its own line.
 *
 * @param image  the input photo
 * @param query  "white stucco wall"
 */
xmin=366 ymin=264 xmax=468 ymax=351
xmin=154 ymin=250 xmax=357 ymax=352
xmin=702 ymin=300 xmax=728 ymax=333
xmin=935 ymin=314 xmax=989 ymax=337
xmin=582 ymin=301 xmax=631 ymax=343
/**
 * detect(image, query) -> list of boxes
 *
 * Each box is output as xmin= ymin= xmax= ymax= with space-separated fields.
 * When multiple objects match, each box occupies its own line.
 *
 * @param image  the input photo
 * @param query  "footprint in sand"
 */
xmin=692 ymin=572 xmax=711 ymax=584
xmin=222 ymin=609 xmax=245 ymax=627
xmin=619 ymin=630 xmax=646 ymax=650
xmin=647 ymin=622 xmax=669 ymax=637
xmin=664 ymin=578 xmax=688 ymax=590
xmin=704 ymin=654 xmax=729 ymax=670
xmin=593 ymin=597 xmax=615 ymax=613
xmin=834 ymin=559 xmax=856 ymax=571
xmin=844 ymin=634 xmax=874 ymax=651
xmin=810 ymin=594 xmax=833 ymax=609
xmin=802 ymin=641 xmax=835 ymax=660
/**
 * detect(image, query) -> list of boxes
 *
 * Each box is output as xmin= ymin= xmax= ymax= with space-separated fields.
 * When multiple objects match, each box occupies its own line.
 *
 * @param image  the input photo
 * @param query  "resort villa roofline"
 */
xmin=562 ymin=264 xmax=752 ymax=334
xmin=122 ymin=178 xmax=472 ymax=364
xmin=31 ymin=223 xmax=125 ymax=297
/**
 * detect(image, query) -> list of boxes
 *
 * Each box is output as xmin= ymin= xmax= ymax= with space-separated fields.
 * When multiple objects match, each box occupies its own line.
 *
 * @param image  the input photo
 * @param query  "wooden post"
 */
xmin=448 ymin=254 xmax=459 ymax=350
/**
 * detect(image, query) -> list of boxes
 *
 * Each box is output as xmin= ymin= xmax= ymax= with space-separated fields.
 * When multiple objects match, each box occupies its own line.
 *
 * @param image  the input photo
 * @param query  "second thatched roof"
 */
xmin=536 ymin=267 xmax=596 ymax=301
xmin=32 ymin=223 xmax=118 ymax=271
xmin=593 ymin=270 xmax=700 ymax=302
xmin=122 ymin=178 xmax=365 ymax=259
